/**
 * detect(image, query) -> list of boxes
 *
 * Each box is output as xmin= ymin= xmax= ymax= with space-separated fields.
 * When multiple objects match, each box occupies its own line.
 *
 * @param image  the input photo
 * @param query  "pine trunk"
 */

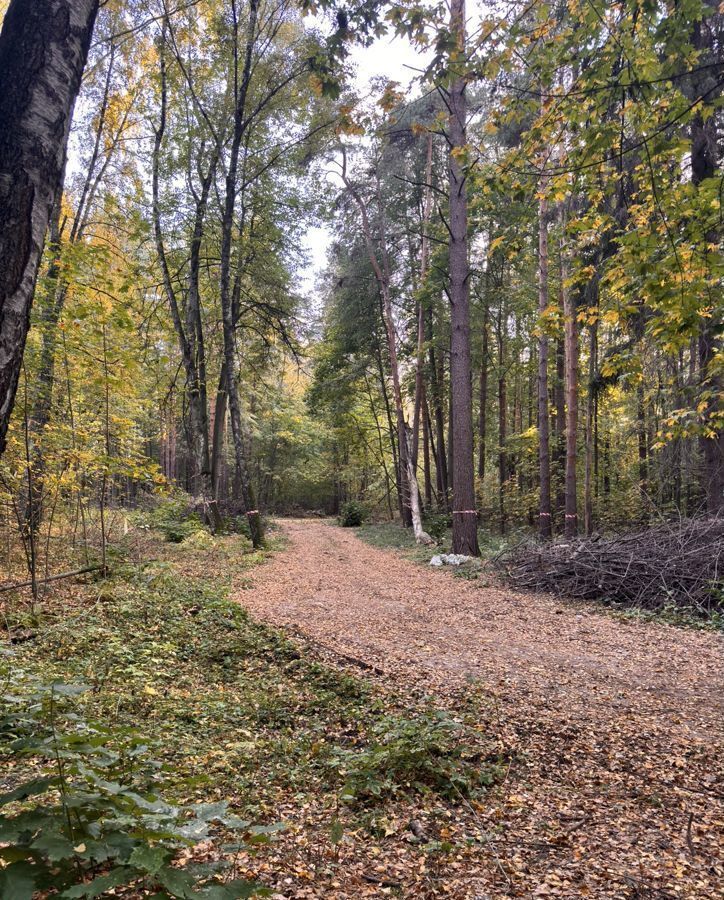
xmin=537 ymin=192 xmax=552 ymax=538
xmin=561 ymin=242 xmax=578 ymax=538
xmin=584 ymin=322 xmax=597 ymax=534
xmin=447 ymin=0 xmax=479 ymax=555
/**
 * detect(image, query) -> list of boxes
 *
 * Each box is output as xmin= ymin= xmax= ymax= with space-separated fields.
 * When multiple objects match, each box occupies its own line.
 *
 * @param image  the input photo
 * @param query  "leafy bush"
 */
xmin=328 ymin=710 xmax=487 ymax=803
xmin=0 ymin=668 xmax=266 ymax=899
xmin=227 ymin=514 xmax=252 ymax=540
xmin=181 ymin=530 xmax=217 ymax=552
xmin=141 ymin=496 xmax=206 ymax=544
xmin=422 ymin=512 xmax=452 ymax=544
xmin=339 ymin=501 xmax=365 ymax=528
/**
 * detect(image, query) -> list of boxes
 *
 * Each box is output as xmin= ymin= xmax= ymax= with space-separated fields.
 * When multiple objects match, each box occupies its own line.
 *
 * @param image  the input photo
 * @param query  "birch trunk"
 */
xmin=341 ymin=155 xmax=431 ymax=543
xmin=0 ymin=0 xmax=99 ymax=455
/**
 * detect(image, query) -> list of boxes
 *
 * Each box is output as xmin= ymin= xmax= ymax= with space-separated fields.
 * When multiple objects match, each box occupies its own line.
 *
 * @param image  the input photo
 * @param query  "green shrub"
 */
xmin=141 ymin=496 xmax=206 ymax=543
xmin=0 ymin=669 xmax=267 ymax=899
xmin=339 ymin=501 xmax=365 ymax=528
xmin=163 ymin=519 xmax=204 ymax=543
xmin=328 ymin=710 xmax=488 ymax=803
xmin=422 ymin=512 xmax=452 ymax=544
xmin=181 ymin=529 xmax=217 ymax=551
xmin=228 ymin=514 xmax=252 ymax=540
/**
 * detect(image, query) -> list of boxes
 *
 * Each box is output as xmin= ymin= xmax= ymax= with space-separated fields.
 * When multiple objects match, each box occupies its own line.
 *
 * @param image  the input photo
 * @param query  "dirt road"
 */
xmin=237 ymin=519 xmax=724 ymax=898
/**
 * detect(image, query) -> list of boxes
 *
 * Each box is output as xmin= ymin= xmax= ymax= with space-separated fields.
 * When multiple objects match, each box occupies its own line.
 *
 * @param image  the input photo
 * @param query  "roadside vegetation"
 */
xmin=1 ymin=510 xmax=500 ymax=898
xmin=354 ymin=517 xmax=724 ymax=628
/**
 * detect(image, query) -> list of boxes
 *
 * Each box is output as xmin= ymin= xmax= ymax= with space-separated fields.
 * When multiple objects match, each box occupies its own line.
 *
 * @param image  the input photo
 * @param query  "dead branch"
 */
xmin=0 ymin=565 xmax=101 ymax=595
xmin=495 ymin=516 xmax=723 ymax=614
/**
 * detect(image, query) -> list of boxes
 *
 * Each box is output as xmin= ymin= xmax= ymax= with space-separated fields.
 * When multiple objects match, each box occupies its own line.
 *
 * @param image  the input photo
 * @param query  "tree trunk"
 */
xmin=375 ymin=343 xmax=404 ymax=521
xmin=0 ymin=0 xmax=99 ymax=456
xmin=498 ymin=368 xmax=507 ymax=534
xmin=211 ymin=363 xmax=228 ymax=500
xmin=218 ymin=0 xmax=262 ymax=547
xmin=365 ymin=372 xmax=396 ymax=519
xmin=423 ymin=386 xmax=433 ymax=506
xmin=561 ymin=232 xmax=578 ymax=538
xmin=411 ymin=133 xmax=434 ymax=476
xmin=478 ymin=313 xmax=488 ymax=481
xmin=583 ymin=320 xmax=597 ymax=534
xmin=152 ymin=31 xmax=221 ymax=531
xmin=553 ymin=327 xmax=566 ymax=523
xmin=537 ymin=191 xmax=552 ymax=539
xmin=377 ymin=214 xmax=429 ymax=543
xmin=427 ymin=307 xmax=449 ymax=507
xmin=23 ymin=193 xmax=63 ymax=536
xmin=497 ymin=305 xmax=507 ymax=534
xmin=447 ymin=0 xmax=479 ymax=556
xmin=342 ymin=156 xmax=430 ymax=543
xmin=637 ymin=381 xmax=648 ymax=494
xmin=186 ymin=158 xmax=218 ymax=512
xmin=690 ymin=16 xmax=723 ymax=512
xmin=447 ymin=365 xmax=454 ymax=494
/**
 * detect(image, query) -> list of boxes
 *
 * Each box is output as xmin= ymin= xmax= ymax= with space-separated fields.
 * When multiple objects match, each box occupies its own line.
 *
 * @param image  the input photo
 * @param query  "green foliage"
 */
xmin=339 ymin=500 xmax=366 ymax=527
xmin=140 ymin=496 xmax=206 ymax=544
xmin=220 ymin=512 xmax=260 ymax=544
xmin=422 ymin=512 xmax=451 ymax=544
xmin=329 ymin=711 xmax=489 ymax=803
xmin=6 ymin=524 xmax=499 ymax=829
xmin=0 ymin=670 xmax=263 ymax=899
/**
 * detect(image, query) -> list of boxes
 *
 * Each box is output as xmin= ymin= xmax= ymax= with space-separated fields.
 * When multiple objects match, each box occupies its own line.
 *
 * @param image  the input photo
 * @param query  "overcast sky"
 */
xmin=298 ymin=22 xmax=434 ymax=294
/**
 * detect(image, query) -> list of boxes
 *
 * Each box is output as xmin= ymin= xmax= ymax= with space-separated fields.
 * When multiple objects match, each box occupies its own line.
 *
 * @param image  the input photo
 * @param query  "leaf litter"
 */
xmin=233 ymin=519 xmax=723 ymax=899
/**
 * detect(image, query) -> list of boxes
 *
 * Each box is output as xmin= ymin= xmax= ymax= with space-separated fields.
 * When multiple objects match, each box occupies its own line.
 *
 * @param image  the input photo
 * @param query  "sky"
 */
xmin=298 ymin=1 xmax=489 ymax=295
xmin=298 ymin=23 xmax=434 ymax=295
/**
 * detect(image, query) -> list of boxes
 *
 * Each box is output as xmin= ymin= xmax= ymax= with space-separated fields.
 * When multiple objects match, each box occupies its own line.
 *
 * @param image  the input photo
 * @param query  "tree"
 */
xmin=445 ymin=0 xmax=479 ymax=556
xmin=340 ymin=147 xmax=432 ymax=545
xmin=0 ymin=0 xmax=99 ymax=456
xmin=152 ymin=20 xmax=223 ymax=531
xmin=24 ymin=28 xmax=136 ymax=537
xmin=537 ymin=173 xmax=552 ymax=539
xmin=689 ymin=8 xmax=723 ymax=512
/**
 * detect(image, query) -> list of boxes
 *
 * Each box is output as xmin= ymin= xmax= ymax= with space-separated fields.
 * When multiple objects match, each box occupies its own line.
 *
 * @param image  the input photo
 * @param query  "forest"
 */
xmin=0 ymin=0 xmax=722 ymax=898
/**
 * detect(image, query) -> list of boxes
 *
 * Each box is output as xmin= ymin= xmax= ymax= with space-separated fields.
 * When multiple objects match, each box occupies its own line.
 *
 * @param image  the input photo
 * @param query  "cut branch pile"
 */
xmin=495 ymin=516 xmax=724 ymax=614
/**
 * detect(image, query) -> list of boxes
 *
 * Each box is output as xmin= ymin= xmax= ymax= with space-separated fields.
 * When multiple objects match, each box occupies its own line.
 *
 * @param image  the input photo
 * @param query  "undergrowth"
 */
xmin=1 ymin=521 xmax=496 ymax=896
xmin=355 ymin=521 xmax=511 ymax=572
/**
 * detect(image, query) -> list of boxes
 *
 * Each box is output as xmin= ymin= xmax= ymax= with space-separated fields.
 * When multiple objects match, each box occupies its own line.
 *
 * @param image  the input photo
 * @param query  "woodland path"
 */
xmin=237 ymin=519 xmax=724 ymax=898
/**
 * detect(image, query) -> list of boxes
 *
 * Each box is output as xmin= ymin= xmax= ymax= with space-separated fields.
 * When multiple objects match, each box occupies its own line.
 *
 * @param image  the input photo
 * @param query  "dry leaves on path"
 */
xmin=235 ymin=519 xmax=724 ymax=899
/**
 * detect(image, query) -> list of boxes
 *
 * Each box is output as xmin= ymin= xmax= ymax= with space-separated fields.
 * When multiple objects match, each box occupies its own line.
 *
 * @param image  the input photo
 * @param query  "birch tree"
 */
xmin=0 ymin=0 xmax=99 ymax=455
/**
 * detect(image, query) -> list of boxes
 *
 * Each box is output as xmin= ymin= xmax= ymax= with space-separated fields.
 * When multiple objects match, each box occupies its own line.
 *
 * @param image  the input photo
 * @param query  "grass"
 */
xmin=599 ymin=599 xmax=724 ymax=632
xmin=354 ymin=520 xmax=513 ymax=580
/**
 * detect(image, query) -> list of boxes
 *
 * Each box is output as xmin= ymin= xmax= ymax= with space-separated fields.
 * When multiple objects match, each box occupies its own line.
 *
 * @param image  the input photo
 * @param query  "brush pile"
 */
xmin=496 ymin=516 xmax=724 ymax=614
